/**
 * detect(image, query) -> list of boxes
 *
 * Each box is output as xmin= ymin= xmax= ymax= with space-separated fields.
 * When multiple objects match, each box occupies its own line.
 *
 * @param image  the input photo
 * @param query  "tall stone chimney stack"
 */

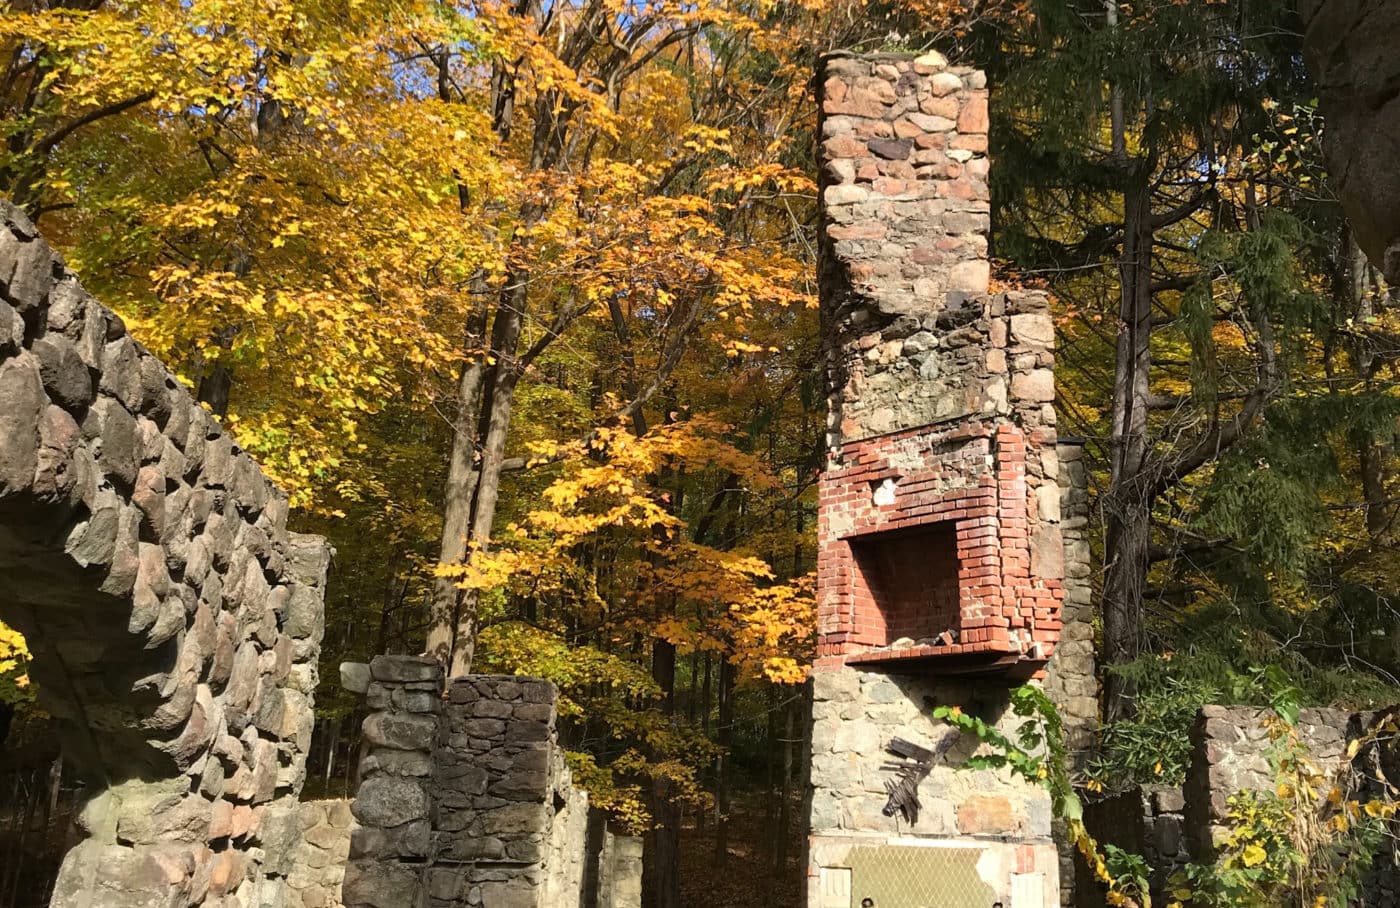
xmin=806 ymin=51 xmax=1065 ymax=908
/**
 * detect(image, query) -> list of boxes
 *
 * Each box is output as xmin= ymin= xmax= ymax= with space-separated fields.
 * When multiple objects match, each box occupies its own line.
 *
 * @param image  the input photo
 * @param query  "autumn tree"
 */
xmin=1 ymin=0 xmax=506 ymax=506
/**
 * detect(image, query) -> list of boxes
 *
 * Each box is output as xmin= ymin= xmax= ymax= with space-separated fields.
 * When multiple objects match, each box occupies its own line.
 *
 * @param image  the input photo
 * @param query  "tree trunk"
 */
xmin=775 ymin=689 xmax=796 ymax=883
xmin=712 ymin=657 xmax=734 ymax=868
xmin=761 ymin=684 xmax=780 ymax=905
xmin=642 ymin=779 xmax=682 ymax=908
xmin=426 ymin=297 xmax=491 ymax=668
xmin=1101 ymin=165 xmax=1155 ymax=722
xmin=642 ymin=635 xmax=681 ymax=908
xmin=427 ymin=275 xmax=527 ymax=676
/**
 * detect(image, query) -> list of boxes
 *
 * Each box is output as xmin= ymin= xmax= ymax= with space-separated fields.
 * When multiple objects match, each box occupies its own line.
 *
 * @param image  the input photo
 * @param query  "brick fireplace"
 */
xmin=820 ymin=418 xmax=1063 ymax=677
xmin=806 ymin=50 xmax=1066 ymax=908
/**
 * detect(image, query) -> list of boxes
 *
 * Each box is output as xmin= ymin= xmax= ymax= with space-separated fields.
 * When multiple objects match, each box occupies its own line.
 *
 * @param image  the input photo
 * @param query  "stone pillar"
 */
xmin=430 ymin=675 xmax=570 ymax=908
xmin=1044 ymin=439 xmax=1096 ymax=906
xmin=339 ymin=667 xmax=628 ymax=908
xmin=807 ymin=51 xmax=1062 ymax=908
xmin=595 ymin=832 xmax=643 ymax=908
xmin=1044 ymin=439 xmax=1096 ymax=759
xmin=342 ymin=655 xmax=443 ymax=908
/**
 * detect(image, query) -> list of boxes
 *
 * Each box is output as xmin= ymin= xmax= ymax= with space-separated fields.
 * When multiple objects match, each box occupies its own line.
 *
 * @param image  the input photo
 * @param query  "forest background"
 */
xmin=2 ymin=0 xmax=1398 ymax=905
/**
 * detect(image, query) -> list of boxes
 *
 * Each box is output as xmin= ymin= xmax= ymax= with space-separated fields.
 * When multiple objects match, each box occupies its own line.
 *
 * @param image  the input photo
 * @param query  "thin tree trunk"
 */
xmin=712 ymin=657 xmax=734 ymax=868
xmin=775 ymin=691 xmax=796 ymax=879
xmin=761 ymin=684 xmax=778 ymax=905
xmin=686 ymin=650 xmax=700 ymax=725
xmin=426 ymin=297 xmax=491 ymax=667
xmin=643 ymin=634 xmax=681 ymax=908
xmin=1101 ymin=164 xmax=1155 ymax=723
xmin=323 ymin=716 xmax=340 ymax=790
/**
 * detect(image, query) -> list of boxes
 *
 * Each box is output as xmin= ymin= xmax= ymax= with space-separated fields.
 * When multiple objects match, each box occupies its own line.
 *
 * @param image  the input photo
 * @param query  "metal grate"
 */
xmin=846 ymin=844 xmax=999 ymax=908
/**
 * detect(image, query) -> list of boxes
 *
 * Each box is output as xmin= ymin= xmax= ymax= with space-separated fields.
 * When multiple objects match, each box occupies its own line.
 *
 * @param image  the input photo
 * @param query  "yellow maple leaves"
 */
xmin=439 ymin=419 xmax=814 ymax=686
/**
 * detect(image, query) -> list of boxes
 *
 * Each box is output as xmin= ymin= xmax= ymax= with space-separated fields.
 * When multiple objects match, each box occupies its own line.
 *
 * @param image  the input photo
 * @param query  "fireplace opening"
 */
xmin=849 ymin=522 xmax=961 ymax=648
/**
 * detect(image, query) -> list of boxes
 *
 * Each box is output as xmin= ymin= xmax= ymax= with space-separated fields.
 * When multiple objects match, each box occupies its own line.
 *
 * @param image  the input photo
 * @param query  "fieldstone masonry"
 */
xmin=0 ymin=197 xmax=332 ymax=907
xmin=1184 ymin=705 xmax=1349 ymax=859
xmin=1075 ymin=707 xmax=1400 ymax=905
xmin=808 ymin=51 xmax=1065 ymax=907
xmin=289 ymin=800 xmax=354 ymax=908
xmin=341 ymin=656 xmax=641 ymax=908
xmin=1043 ymin=439 xmax=1096 ymax=907
xmin=816 ymin=51 xmax=1064 ymax=674
xmin=1042 ymin=440 xmax=1095 ymax=762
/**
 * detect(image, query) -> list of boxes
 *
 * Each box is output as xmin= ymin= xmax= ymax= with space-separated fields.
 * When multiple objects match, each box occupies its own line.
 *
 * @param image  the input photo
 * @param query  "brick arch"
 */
xmin=0 ymin=200 xmax=330 ymax=908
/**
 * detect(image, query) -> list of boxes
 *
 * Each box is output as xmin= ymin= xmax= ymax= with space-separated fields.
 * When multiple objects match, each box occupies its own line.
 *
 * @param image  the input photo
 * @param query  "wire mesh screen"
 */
xmin=846 ymin=844 xmax=998 ymax=908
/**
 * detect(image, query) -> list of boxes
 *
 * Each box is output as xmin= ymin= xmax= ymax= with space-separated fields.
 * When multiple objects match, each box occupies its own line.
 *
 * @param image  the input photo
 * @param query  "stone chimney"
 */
xmin=807 ymin=52 xmax=1063 ymax=908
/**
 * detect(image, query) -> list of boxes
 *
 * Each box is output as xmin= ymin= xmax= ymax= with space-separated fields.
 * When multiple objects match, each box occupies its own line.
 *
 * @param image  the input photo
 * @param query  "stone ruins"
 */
xmin=0 ymin=200 xmax=639 ymax=908
xmin=0 ymin=198 xmax=332 ymax=906
xmin=5 ymin=32 xmax=1398 ymax=908
xmin=339 ymin=657 xmax=641 ymax=908
xmin=806 ymin=50 xmax=1095 ymax=907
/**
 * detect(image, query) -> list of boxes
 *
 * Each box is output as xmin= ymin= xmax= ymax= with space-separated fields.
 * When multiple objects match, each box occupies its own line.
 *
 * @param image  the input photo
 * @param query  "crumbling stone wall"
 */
xmin=434 ymin=674 xmax=577 ymax=906
xmin=591 ymin=827 xmax=643 ymax=908
xmin=1072 ymin=786 xmax=1186 ymax=908
xmin=1184 ymin=705 xmax=1349 ymax=858
xmin=1075 ymin=706 xmax=1400 ymax=905
xmin=0 ymin=198 xmax=331 ymax=907
xmin=341 ymin=656 xmax=641 ymax=908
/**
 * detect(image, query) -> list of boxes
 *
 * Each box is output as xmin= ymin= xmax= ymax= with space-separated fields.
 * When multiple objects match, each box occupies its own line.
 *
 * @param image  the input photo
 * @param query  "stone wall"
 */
xmin=434 ymin=674 xmax=577 ymax=906
xmin=1043 ymin=439 xmax=1095 ymax=760
xmin=1179 ymin=705 xmax=1400 ymax=902
xmin=289 ymin=800 xmax=353 ymax=908
xmin=1076 ymin=706 xmax=1400 ymax=905
xmin=809 ymin=671 xmax=1061 ymax=906
xmin=1044 ymin=439 xmax=1096 ymax=906
xmin=341 ymin=655 xmax=440 ymax=907
xmin=1184 ymin=705 xmax=1349 ymax=858
xmin=1073 ymin=786 xmax=1186 ymax=908
xmin=341 ymin=656 xmax=641 ymax=908
xmin=592 ymin=826 xmax=643 ymax=908
xmin=0 ymin=198 xmax=331 ymax=907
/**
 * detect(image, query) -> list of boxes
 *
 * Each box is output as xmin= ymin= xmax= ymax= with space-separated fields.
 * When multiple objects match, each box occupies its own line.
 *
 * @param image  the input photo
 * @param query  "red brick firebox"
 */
xmin=816 ymin=418 xmax=1063 ymax=678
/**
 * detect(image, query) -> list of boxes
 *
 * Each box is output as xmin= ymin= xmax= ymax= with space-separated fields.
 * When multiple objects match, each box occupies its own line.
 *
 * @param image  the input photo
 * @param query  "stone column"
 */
xmin=1043 ymin=439 xmax=1095 ymax=905
xmin=339 ymin=666 xmax=637 ymax=908
xmin=595 ymin=831 xmax=643 ymax=908
xmin=342 ymin=655 xmax=444 ymax=908
xmin=429 ymin=675 xmax=566 ymax=908
xmin=807 ymin=50 xmax=1061 ymax=908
